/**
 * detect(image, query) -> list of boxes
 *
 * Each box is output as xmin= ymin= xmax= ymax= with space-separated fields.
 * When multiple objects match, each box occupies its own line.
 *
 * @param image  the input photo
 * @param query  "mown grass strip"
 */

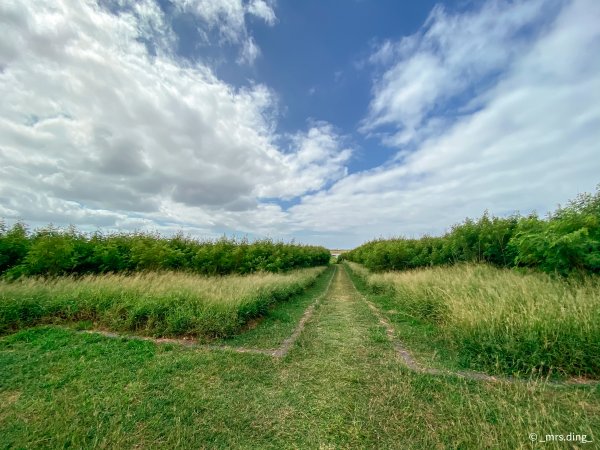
xmin=78 ymin=329 xmax=278 ymax=356
xmin=272 ymin=265 xmax=337 ymax=357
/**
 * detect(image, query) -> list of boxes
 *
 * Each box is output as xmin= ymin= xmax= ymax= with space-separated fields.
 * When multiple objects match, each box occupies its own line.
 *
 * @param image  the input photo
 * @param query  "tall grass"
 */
xmin=348 ymin=262 xmax=600 ymax=377
xmin=0 ymin=267 xmax=326 ymax=338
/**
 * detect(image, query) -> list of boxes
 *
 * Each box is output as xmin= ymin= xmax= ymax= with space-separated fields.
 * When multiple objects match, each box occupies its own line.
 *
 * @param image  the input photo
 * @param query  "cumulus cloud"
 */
xmin=289 ymin=0 xmax=600 ymax=247
xmin=0 ymin=0 xmax=348 ymax=235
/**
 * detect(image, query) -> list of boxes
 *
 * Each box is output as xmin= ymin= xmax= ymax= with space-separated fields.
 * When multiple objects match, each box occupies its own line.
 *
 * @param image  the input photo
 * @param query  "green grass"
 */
xmin=346 ymin=261 xmax=600 ymax=378
xmin=215 ymin=266 xmax=335 ymax=349
xmin=0 ymin=267 xmax=326 ymax=339
xmin=1 ymin=267 xmax=598 ymax=449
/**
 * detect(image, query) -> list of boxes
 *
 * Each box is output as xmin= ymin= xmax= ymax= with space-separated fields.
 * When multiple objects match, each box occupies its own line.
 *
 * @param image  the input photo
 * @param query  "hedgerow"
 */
xmin=342 ymin=187 xmax=600 ymax=275
xmin=0 ymin=224 xmax=330 ymax=278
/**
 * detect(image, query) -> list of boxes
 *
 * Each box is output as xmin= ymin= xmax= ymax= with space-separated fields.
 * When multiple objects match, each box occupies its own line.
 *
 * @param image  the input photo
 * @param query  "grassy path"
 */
xmin=1 ymin=266 xmax=599 ymax=448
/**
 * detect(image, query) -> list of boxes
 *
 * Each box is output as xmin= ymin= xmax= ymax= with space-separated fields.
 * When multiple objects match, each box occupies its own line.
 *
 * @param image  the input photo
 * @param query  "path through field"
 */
xmin=1 ymin=265 xmax=598 ymax=448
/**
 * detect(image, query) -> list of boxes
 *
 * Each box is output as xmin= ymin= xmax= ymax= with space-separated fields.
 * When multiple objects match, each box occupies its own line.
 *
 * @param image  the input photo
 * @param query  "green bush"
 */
xmin=0 ymin=224 xmax=330 ymax=278
xmin=510 ymin=192 xmax=600 ymax=274
xmin=0 ymin=222 xmax=30 ymax=274
xmin=345 ymin=187 xmax=600 ymax=275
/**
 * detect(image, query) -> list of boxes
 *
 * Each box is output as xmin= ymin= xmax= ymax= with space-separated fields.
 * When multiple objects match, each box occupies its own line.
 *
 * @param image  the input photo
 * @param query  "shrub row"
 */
xmin=0 ymin=224 xmax=330 ymax=277
xmin=342 ymin=187 xmax=600 ymax=275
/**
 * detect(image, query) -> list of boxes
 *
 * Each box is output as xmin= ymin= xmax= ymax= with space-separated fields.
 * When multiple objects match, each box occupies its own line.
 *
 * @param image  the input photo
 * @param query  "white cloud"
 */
xmin=238 ymin=36 xmax=260 ymax=65
xmin=362 ymin=0 xmax=555 ymax=144
xmin=0 ymin=0 xmax=348 ymax=237
xmin=288 ymin=0 xmax=600 ymax=247
xmin=118 ymin=0 xmax=177 ymax=53
xmin=173 ymin=0 xmax=276 ymax=64
xmin=247 ymin=0 xmax=276 ymax=26
xmin=259 ymin=123 xmax=352 ymax=200
xmin=174 ymin=0 xmax=246 ymax=43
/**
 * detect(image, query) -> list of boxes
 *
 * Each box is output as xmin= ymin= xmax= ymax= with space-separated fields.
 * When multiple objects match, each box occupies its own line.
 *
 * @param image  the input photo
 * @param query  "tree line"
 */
xmin=0 ymin=225 xmax=331 ymax=278
xmin=342 ymin=187 xmax=600 ymax=275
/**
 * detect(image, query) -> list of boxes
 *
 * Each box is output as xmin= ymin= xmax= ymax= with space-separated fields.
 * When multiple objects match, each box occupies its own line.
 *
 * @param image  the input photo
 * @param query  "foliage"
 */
xmin=342 ymin=187 xmax=600 ymax=274
xmin=0 ymin=221 xmax=30 ymax=274
xmin=0 ymin=224 xmax=330 ymax=278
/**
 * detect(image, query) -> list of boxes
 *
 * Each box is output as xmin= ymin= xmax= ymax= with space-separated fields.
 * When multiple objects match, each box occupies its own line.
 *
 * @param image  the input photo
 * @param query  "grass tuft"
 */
xmin=347 ymin=261 xmax=600 ymax=377
xmin=0 ymin=267 xmax=326 ymax=339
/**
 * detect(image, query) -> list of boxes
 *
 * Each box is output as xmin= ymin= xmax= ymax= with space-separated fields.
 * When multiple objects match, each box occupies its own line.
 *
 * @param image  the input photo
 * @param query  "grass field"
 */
xmin=346 ymin=261 xmax=600 ymax=379
xmin=1 ymin=265 xmax=599 ymax=448
xmin=0 ymin=267 xmax=326 ymax=339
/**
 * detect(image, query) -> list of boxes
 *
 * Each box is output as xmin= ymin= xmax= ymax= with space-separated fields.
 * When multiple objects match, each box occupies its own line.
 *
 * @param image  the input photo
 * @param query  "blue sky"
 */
xmin=0 ymin=0 xmax=599 ymax=248
xmin=177 ymin=0 xmax=441 ymax=174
